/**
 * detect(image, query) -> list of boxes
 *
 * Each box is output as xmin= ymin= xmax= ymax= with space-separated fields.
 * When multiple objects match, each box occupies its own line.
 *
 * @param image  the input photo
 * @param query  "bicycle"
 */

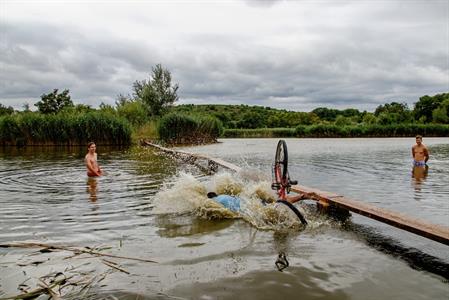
xmin=271 ymin=140 xmax=307 ymax=225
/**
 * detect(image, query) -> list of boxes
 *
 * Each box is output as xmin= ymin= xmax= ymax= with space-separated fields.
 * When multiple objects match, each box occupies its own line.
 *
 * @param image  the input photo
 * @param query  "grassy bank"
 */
xmin=0 ymin=112 xmax=132 ymax=146
xmin=223 ymin=124 xmax=449 ymax=138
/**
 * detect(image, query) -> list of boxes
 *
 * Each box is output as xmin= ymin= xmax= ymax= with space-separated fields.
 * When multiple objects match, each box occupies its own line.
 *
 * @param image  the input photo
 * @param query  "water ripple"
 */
xmin=0 ymin=149 xmax=177 ymax=244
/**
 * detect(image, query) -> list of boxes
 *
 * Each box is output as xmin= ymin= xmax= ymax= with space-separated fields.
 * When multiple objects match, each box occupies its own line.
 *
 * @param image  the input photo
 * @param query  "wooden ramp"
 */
xmin=142 ymin=141 xmax=449 ymax=245
xmin=290 ymin=185 xmax=449 ymax=245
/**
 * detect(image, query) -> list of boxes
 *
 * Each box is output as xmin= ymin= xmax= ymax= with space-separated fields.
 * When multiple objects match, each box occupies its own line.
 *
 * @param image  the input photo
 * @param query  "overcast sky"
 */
xmin=1 ymin=0 xmax=448 ymax=112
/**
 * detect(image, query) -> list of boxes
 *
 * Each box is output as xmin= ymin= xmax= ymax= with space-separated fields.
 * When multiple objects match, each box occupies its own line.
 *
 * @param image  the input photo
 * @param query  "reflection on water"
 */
xmin=412 ymin=165 xmax=429 ymax=201
xmin=342 ymin=221 xmax=449 ymax=280
xmin=155 ymin=214 xmax=235 ymax=238
xmin=87 ymin=177 xmax=99 ymax=202
xmin=170 ymin=266 xmax=350 ymax=300
xmin=1 ymin=139 xmax=449 ymax=300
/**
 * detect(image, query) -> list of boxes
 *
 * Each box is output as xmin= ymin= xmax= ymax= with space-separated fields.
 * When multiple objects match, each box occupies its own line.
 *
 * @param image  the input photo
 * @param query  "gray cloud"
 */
xmin=1 ymin=1 xmax=448 ymax=111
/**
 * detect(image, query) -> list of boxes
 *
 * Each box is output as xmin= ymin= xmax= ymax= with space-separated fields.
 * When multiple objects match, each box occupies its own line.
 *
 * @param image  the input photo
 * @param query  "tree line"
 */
xmin=172 ymin=93 xmax=449 ymax=129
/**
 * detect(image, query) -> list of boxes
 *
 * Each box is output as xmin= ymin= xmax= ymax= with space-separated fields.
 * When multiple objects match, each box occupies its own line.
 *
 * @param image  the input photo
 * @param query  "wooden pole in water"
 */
xmin=142 ymin=140 xmax=449 ymax=245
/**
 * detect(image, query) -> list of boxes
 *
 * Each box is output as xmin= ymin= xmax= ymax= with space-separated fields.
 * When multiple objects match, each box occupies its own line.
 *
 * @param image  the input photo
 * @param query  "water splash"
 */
xmin=152 ymin=171 xmax=314 ymax=231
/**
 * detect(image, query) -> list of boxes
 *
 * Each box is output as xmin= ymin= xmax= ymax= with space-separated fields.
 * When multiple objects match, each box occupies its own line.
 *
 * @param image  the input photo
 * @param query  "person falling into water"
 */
xmin=412 ymin=135 xmax=429 ymax=167
xmin=85 ymin=142 xmax=102 ymax=177
xmin=206 ymin=192 xmax=306 ymax=212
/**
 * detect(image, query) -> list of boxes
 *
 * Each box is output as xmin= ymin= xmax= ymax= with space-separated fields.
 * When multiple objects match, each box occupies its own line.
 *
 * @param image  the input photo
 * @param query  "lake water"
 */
xmin=0 ymin=138 xmax=448 ymax=299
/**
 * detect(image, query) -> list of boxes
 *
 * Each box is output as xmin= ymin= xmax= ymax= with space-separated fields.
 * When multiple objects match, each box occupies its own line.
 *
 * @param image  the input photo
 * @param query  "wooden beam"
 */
xmin=291 ymin=185 xmax=449 ymax=245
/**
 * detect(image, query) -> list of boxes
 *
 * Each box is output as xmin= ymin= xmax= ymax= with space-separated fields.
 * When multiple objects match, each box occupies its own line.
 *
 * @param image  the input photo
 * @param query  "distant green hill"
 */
xmin=172 ymin=104 xmax=322 ymax=129
xmin=172 ymin=93 xmax=449 ymax=129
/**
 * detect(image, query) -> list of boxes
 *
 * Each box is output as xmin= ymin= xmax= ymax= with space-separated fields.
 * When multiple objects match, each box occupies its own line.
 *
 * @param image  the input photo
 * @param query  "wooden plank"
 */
xmin=291 ymin=185 xmax=449 ymax=245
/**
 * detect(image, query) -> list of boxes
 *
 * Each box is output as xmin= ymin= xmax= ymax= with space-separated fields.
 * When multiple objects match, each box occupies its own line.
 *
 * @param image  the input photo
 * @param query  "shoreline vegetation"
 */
xmin=223 ymin=124 xmax=449 ymax=138
xmin=1 ymin=65 xmax=448 ymax=146
xmin=0 ymin=111 xmax=132 ymax=146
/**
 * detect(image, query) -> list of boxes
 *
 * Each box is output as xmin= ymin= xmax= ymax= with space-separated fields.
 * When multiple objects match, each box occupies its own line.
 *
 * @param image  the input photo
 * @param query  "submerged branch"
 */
xmin=0 ymin=242 xmax=158 ymax=264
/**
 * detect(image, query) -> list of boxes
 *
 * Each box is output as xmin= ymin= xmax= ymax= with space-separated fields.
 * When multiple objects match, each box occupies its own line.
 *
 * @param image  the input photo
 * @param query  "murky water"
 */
xmin=0 ymin=138 xmax=448 ymax=299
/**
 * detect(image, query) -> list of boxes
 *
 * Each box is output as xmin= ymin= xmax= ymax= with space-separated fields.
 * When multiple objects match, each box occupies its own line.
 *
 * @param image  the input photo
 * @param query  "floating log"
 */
xmin=142 ymin=140 xmax=242 ymax=173
xmin=142 ymin=140 xmax=449 ymax=245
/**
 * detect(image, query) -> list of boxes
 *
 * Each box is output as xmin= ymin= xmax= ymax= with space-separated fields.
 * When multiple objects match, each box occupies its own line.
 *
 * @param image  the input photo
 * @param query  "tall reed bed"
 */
xmin=158 ymin=113 xmax=223 ymax=144
xmin=0 ymin=112 xmax=132 ymax=146
xmin=296 ymin=124 xmax=449 ymax=138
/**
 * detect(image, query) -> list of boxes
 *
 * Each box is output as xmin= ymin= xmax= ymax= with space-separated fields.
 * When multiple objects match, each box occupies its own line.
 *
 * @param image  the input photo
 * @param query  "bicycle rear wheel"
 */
xmin=274 ymin=139 xmax=288 ymax=185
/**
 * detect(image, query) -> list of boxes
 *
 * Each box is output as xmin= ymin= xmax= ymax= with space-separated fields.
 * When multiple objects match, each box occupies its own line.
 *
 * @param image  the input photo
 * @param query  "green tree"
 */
xmin=377 ymin=112 xmax=396 ymax=125
xmin=374 ymin=102 xmax=412 ymax=123
xmin=362 ymin=113 xmax=377 ymax=125
xmin=432 ymin=107 xmax=448 ymax=124
xmin=237 ymin=111 xmax=264 ymax=128
xmin=267 ymin=114 xmax=281 ymax=127
xmin=35 ymin=89 xmax=74 ymax=114
xmin=115 ymin=94 xmax=133 ymax=107
xmin=0 ymin=103 xmax=14 ymax=116
xmin=291 ymin=112 xmax=317 ymax=126
xmin=375 ymin=102 xmax=405 ymax=115
xmin=341 ymin=108 xmax=361 ymax=118
xmin=99 ymin=102 xmax=116 ymax=115
xmin=311 ymin=107 xmax=339 ymax=122
xmin=335 ymin=115 xmax=351 ymax=126
xmin=133 ymin=64 xmax=179 ymax=116
xmin=413 ymin=93 xmax=448 ymax=123
xmin=212 ymin=112 xmax=230 ymax=127
xmin=74 ymin=104 xmax=93 ymax=114
xmin=432 ymin=99 xmax=449 ymax=124
xmin=117 ymin=101 xmax=148 ymax=126
xmin=22 ymin=103 xmax=31 ymax=112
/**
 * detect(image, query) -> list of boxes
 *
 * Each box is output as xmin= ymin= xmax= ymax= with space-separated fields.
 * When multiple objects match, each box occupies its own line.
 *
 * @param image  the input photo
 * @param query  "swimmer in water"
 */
xmin=85 ymin=142 xmax=102 ymax=177
xmin=412 ymin=135 xmax=429 ymax=167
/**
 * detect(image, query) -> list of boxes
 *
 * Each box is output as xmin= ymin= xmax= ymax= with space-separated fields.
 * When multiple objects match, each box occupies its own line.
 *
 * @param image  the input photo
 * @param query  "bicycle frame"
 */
xmin=272 ymin=163 xmax=289 ymax=200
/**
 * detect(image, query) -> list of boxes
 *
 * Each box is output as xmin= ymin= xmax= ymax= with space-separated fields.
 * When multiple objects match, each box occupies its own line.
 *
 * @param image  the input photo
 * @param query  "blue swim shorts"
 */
xmin=413 ymin=160 xmax=426 ymax=167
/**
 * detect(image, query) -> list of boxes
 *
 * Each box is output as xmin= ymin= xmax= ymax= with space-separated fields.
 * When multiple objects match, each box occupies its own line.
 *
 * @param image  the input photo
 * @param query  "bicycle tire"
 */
xmin=276 ymin=200 xmax=308 ymax=225
xmin=274 ymin=140 xmax=288 ymax=184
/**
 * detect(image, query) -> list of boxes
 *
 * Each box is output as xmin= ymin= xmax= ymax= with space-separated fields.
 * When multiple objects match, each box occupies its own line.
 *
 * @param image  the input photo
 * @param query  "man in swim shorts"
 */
xmin=85 ymin=142 xmax=102 ymax=177
xmin=412 ymin=135 xmax=429 ymax=167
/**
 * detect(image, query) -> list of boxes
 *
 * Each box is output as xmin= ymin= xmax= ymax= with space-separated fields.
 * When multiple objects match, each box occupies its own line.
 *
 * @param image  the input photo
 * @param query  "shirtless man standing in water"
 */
xmin=85 ymin=142 xmax=102 ymax=177
xmin=412 ymin=135 xmax=429 ymax=167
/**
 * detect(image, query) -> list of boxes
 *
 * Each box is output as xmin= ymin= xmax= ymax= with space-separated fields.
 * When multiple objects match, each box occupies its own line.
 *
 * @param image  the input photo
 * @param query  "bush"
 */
xmin=158 ymin=113 xmax=223 ymax=144
xmin=305 ymin=124 xmax=343 ymax=137
xmin=294 ymin=125 xmax=307 ymax=137
xmin=0 ymin=115 xmax=21 ymax=145
xmin=117 ymin=101 xmax=148 ymax=127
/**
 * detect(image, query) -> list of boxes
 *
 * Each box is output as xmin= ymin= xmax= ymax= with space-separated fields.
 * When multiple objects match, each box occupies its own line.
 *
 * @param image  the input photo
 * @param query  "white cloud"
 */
xmin=1 ymin=0 xmax=448 ymax=111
